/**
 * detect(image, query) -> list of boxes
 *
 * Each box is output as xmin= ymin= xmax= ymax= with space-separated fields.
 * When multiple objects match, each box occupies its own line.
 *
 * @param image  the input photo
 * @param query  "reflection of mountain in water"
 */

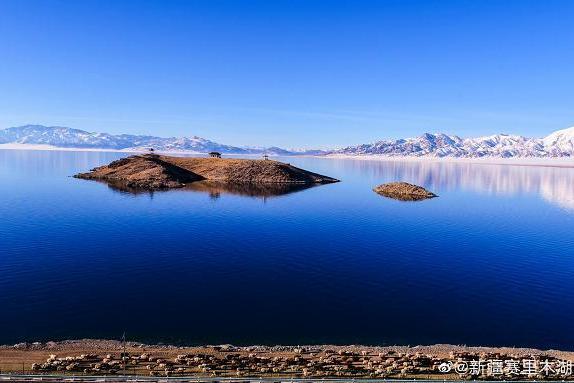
xmin=103 ymin=179 xmax=317 ymax=199
xmin=329 ymin=158 xmax=574 ymax=211
xmin=540 ymin=180 xmax=574 ymax=211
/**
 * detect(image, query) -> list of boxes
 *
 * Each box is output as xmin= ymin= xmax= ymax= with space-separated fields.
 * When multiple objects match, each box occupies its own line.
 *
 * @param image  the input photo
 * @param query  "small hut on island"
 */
xmin=208 ymin=151 xmax=222 ymax=158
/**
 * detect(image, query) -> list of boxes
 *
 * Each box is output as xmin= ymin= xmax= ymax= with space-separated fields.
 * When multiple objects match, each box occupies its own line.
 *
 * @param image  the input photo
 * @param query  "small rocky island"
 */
xmin=74 ymin=154 xmax=339 ymax=190
xmin=373 ymin=182 xmax=437 ymax=201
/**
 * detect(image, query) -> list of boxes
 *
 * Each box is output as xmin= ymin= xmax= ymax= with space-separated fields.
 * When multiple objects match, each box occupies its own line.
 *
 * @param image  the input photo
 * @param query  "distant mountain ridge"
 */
xmin=333 ymin=127 xmax=574 ymax=158
xmin=2 ymin=124 xmax=574 ymax=158
xmin=0 ymin=125 xmax=300 ymax=155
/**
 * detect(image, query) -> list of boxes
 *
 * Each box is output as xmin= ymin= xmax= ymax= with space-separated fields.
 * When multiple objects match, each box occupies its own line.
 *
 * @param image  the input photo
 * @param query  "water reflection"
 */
xmin=1 ymin=150 xmax=573 ymax=210
xmin=326 ymin=158 xmax=574 ymax=211
xmin=100 ymin=178 xmax=317 ymax=199
xmin=3 ymin=150 xmax=574 ymax=348
xmin=185 ymin=180 xmax=317 ymax=199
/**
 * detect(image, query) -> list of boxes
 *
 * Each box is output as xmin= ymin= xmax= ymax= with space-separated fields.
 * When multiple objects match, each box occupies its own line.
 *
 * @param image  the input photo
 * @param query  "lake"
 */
xmin=1 ymin=149 xmax=574 ymax=349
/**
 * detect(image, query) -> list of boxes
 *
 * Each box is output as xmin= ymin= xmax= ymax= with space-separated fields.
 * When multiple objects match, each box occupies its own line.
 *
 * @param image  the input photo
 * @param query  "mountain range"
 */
xmin=0 ymin=125 xmax=302 ymax=155
xmin=334 ymin=127 xmax=574 ymax=158
xmin=1 ymin=124 xmax=574 ymax=158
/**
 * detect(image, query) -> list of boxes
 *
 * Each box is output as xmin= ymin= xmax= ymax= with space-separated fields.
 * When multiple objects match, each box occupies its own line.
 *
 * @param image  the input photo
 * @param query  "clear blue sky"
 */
xmin=0 ymin=0 xmax=573 ymax=148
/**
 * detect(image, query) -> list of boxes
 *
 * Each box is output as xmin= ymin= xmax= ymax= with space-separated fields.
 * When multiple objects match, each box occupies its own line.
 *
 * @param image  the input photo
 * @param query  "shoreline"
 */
xmin=2 ymin=340 xmax=574 ymax=379
xmin=323 ymin=153 xmax=574 ymax=168
xmin=2 ymin=143 xmax=573 ymax=168
xmin=6 ymin=338 xmax=573 ymax=354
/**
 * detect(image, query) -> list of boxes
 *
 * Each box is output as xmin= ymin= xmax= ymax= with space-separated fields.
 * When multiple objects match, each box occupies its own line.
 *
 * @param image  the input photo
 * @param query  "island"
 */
xmin=74 ymin=154 xmax=339 ymax=190
xmin=373 ymin=182 xmax=437 ymax=201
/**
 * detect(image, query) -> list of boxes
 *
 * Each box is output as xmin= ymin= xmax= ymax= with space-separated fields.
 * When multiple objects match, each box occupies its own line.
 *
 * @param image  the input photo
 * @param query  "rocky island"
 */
xmin=74 ymin=154 xmax=339 ymax=190
xmin=373 ymin=182 xmax=437 ymax=201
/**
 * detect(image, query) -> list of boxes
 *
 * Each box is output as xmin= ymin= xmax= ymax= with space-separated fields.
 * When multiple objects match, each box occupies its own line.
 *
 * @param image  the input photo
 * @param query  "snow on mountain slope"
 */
xmin=543 ymin=126 xmax=574 ymax=156
xmin=0 ymin=125 xmax=288 ymax=154
xmin=2 ymin=124 xmax=574 ymax=158
xmin=461 ymin=134 xmax=547 ymax=158
xmin=334 ymin=129 xmax=574 ymax=158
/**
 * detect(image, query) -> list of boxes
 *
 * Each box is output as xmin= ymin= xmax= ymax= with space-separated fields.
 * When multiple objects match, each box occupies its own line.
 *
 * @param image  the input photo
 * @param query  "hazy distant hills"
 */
xmin=1 ymin=124 xmax=574 ymax=158
xmin=334 ymin=127 xmax=574 ymax=158
xmin=0 ymin=125 xmax=304 ymax=155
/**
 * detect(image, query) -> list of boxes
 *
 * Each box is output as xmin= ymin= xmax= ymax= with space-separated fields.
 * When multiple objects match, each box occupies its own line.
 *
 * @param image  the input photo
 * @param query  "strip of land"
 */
xmin=325 ymin=153 xmax=574 ymax=168
xmin=2 ymin=144 xmax=574 ymax=169
xmin=1 ymin=340 xmax=573 ymax=380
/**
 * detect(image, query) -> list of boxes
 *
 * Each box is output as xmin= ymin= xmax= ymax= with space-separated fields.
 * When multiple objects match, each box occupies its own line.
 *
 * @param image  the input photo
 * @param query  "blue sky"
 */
xmin=0 ymin=0 xmax=573 ymax=148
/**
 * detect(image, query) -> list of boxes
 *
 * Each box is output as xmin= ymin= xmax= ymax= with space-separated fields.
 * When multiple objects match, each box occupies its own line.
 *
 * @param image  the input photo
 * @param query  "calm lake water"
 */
xmin=1 ymin=149 xmax=574 ymax=349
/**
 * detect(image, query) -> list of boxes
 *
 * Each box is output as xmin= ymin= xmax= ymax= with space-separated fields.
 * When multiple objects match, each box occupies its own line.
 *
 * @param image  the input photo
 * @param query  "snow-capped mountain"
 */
xmin=333 ymin=129 xmax=574 ymax=158
xmin=2 ymin=124 xmax=574 ymax=158
xmin=542 ymin=127 xmax=574 ymax=156
xmin=0 ymin=125 xmax=292 ymax=154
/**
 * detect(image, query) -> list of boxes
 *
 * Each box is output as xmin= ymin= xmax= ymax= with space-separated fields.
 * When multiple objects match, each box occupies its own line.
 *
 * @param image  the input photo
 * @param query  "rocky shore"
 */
xmin=74 ymin=154 xmax=339 ymax=190
xmin=373 ymin=181 xmax=437 ymax=201
xmin=2 ymin=340 xmax=573 ymax=380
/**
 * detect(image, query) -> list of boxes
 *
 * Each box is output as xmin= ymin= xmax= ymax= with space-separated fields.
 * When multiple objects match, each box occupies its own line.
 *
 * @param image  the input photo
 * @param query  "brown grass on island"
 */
xmin=74 ymin=154 xmax=339 ymax=190
xmin=373 ymin=181 xmax=437 ymax=201
xmin=2 ymin=340 xmax=574 ymax=380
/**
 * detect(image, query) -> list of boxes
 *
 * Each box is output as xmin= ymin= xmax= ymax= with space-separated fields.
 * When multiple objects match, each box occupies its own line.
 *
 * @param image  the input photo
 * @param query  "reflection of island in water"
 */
xmin=185 ymin=180 xmax=317 ymax=199
xmin=103 ymin=179 xmax=318 ymax=200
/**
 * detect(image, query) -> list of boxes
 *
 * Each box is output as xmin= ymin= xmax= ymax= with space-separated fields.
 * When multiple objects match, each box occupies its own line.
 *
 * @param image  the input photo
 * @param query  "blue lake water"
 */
xmin=1 ymin=149 xmax=574 ymax=349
